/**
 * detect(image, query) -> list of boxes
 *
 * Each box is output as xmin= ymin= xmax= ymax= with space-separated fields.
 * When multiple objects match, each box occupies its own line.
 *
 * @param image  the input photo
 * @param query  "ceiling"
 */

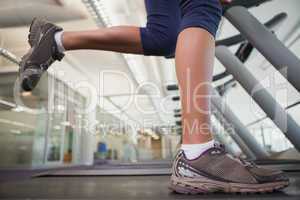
xmin=1 ymin=0 xmax=300 ymax=129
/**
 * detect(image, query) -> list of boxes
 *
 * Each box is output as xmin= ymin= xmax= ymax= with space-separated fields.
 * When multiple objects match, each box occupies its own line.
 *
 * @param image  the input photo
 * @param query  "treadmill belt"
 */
xmin=0 ymin=172 xmax=299 ymax=199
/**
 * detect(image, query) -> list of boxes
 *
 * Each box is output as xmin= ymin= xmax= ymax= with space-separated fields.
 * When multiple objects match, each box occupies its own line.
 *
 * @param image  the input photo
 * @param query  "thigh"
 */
xmin=179 ymin=0 xmax=222 ymax=38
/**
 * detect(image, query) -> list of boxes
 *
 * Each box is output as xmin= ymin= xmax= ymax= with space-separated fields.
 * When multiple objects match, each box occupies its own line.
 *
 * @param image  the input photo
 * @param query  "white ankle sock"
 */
xmin=181 ymin=140 xmax=215 ymax=160
xmin=54 ymin=31 xmax=65 ymax=53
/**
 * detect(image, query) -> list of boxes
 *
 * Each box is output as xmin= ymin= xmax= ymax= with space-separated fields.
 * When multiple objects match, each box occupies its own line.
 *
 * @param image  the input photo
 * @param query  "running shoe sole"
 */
xmin=169 ymin=175 xmax=289 ymax=194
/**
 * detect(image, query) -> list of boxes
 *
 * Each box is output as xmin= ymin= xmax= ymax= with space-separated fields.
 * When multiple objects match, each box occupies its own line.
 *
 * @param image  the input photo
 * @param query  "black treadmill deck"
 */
xmin=0 ymin=172 xmax=300 ymax=199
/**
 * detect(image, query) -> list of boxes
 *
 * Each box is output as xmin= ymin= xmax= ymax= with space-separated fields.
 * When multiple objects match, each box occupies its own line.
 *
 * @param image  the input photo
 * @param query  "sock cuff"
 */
xmin=181 ymin=140 xmax=215 ymax=160
xmin=54 ymin=31 xmax=65 ymax=53
xmin=181 ymin=140 xmax=215 ymax=149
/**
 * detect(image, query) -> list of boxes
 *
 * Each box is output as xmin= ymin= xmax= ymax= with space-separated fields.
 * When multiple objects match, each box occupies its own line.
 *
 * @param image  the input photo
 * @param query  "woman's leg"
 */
xmin=20 ymin=0 xmax=180 ymax=91
xmin=170 ymin=0 xmax=289 ymax=195
xmin=176 ymin=28 xmax=215 ymax=145
xmin=62 ymin=0 xmax=181 ymax=55
xmin=62 ymin=27 xmax=144 ymax=54
xmin=176 ymin=0 xmax=222 ymax=146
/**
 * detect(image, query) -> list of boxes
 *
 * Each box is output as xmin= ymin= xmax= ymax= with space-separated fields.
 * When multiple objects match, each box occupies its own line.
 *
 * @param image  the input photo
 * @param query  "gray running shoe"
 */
xmin=170 ymin=144 xmax=289 ymax=194
xmin=19 ymin=18 xmax=64 ymax=91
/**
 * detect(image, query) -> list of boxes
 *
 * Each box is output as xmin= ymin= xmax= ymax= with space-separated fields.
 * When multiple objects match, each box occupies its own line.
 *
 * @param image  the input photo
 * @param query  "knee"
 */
xmin=141 ymin=26 xmax=178 ymax=56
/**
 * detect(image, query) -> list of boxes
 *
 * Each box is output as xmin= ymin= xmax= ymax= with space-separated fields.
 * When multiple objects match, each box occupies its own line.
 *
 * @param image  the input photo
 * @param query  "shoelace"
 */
xmin=213 ymin=142 xmax=226 ymax=152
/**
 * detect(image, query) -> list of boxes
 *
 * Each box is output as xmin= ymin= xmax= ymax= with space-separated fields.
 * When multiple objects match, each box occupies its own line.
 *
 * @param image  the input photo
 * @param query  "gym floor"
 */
xmin=0 ymin=172 xmax=300 ymax=199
